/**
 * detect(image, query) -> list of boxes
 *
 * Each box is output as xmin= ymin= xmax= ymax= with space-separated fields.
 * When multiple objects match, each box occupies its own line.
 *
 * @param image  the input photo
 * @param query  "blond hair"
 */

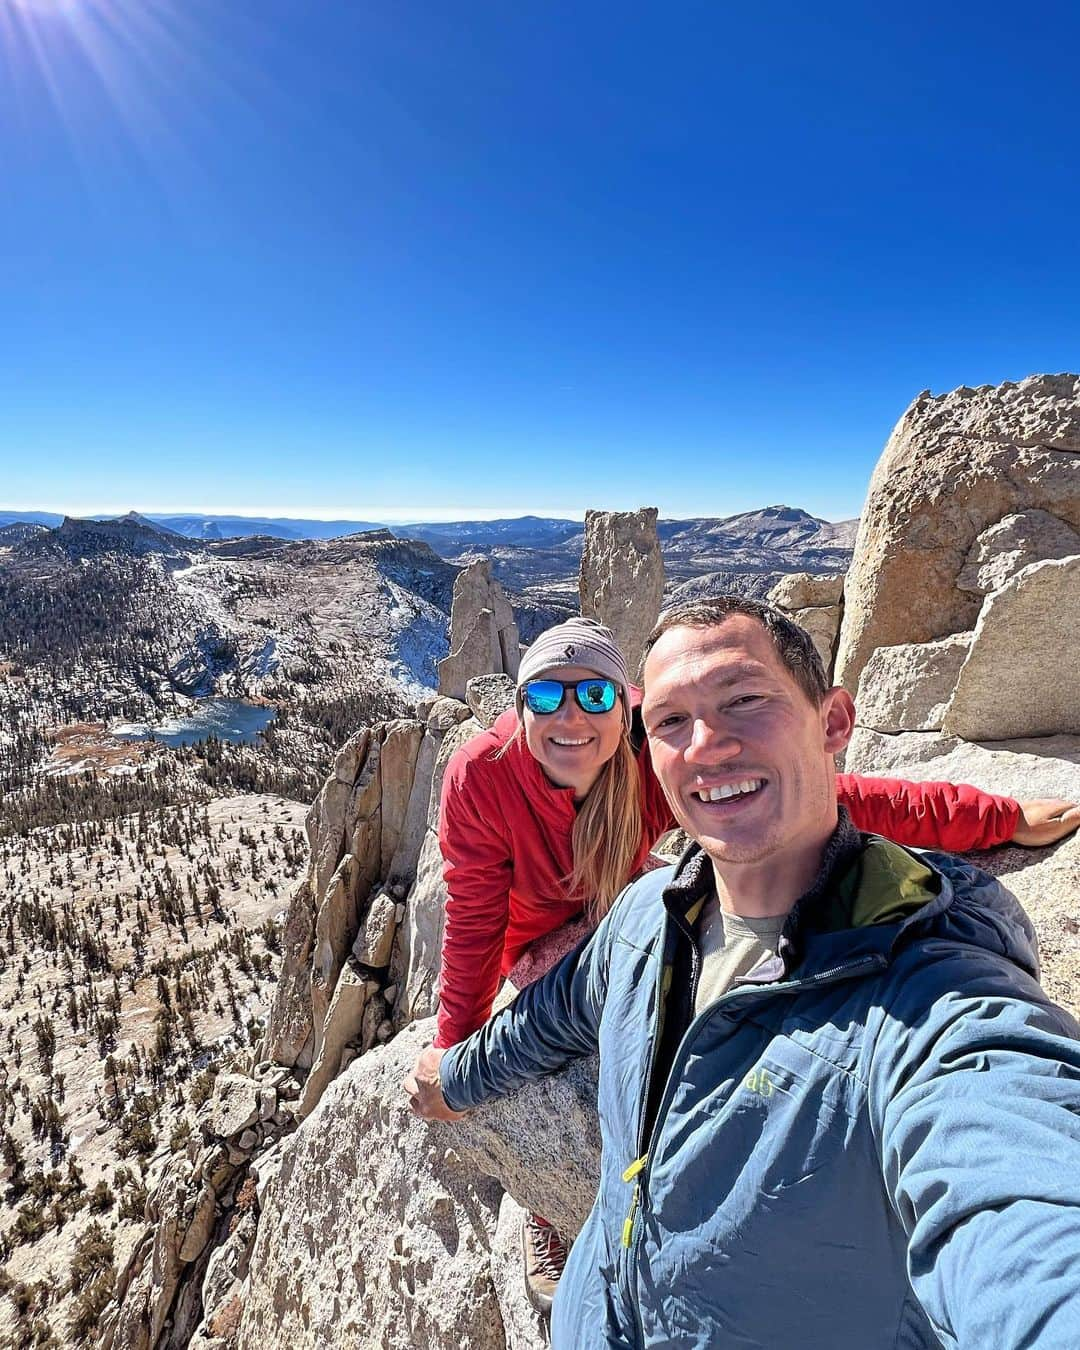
xmin=494 ymin=722 xmax=643 ymax=923
xmin=569 ymin=731 xmax=642 ymax=923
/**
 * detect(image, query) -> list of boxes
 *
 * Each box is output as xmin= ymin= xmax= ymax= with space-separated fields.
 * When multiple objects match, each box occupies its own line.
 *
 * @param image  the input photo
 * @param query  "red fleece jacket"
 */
xmin=434 ymin=706 xmax=1019 ymax=1048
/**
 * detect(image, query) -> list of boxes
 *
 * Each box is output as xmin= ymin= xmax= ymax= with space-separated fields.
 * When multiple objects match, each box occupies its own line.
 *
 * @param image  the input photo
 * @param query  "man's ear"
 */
xmin=821 ymin=687 xmax=856 ymax=754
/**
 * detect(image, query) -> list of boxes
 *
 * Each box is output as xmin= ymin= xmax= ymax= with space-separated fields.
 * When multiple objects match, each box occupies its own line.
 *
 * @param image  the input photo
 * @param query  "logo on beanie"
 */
xmin=563 ymin=645 xmax=576 ymax=661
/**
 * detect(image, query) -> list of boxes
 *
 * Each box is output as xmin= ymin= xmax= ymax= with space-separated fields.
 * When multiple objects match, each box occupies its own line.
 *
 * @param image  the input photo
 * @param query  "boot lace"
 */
xmin=530 ymin=1218 xmax=568 ymax=1281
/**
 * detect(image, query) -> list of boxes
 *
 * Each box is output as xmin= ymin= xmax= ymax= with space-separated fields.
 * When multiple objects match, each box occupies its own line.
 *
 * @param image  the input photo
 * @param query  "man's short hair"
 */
xmin=642 ymin=596 xmax=829 ymax=706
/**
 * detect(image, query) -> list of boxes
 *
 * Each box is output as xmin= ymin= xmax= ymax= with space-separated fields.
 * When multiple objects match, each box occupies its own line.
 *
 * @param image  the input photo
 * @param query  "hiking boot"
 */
xmin=521 ymin=1212 xmax=567 ymax=1314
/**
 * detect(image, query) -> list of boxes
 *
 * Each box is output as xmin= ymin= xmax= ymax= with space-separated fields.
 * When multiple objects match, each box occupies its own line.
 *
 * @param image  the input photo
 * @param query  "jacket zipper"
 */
xmin=615 ymin=905 xmax=690 ymax=1345
xmin=619 ymin=905 xmax=696 ymax=1245
xmin=617 ymin=951 xmax=887 ymax=1342
xmin=633 ymin=905 xmax=701 ymax=1159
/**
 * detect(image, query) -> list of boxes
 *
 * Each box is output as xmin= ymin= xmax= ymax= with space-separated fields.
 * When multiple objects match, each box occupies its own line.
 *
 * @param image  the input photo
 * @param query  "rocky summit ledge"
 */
xmin=237 ymin=1018 xmax=600 ymax=1350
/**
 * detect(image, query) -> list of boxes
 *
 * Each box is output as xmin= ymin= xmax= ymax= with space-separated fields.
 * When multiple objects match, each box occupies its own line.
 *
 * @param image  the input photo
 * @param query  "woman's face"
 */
xmin=522 ymin=665 xmax=625 ymax=800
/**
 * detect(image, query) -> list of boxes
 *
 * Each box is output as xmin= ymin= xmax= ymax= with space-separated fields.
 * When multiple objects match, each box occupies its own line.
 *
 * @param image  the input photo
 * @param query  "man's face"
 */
xmin=641 ymin=616 xmax=854 ymax=872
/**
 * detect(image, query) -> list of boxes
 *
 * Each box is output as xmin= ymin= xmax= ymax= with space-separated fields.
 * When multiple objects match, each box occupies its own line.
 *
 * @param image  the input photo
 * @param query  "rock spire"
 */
xmin=578 ymin=507 xmax=665 ymax=679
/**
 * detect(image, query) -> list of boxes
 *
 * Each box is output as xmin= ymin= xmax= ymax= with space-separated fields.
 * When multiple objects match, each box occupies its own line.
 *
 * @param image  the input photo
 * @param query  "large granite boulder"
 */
xmin=834 ymin=374 xmax=1080 ymax=694
xmin=238 ymin=1020 xmax=505 ymax=1350
xmin=465 ymin=672 xmax=516 ymax=729
xmin=942 ymin=556 xmax=1080 ymax=741
xmin=847 ymin=724 xmax=1080 ymax=1021
xmin=982 ymin=837 xmax=1080 ymax=1016
xmin=844 ymin=730 xmax=1080 ymax=804
xmin=768 ymin=572 xmax=844 ymax=610
xmin=792 ymin=605 xmax=842 ymax=674
xmin=854 ymin=632 xmax=972 ymax=733
xmin=237 ymin=1019 xmax=597 ymax=1350
xmin=579 ymin=507 xmax=665 ymax=679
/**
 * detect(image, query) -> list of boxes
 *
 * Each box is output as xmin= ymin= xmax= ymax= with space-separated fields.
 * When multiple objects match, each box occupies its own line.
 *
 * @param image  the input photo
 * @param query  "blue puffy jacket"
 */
xmin=441 ymin=832 xmax=1080 ymax=1349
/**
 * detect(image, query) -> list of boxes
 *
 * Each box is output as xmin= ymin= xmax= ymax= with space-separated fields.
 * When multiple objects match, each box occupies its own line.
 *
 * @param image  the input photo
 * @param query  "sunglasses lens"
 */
xmin=577 ymin=679 xmax=617 ymax=713
xmin=523 ymin=680 xmax=565 ymax=715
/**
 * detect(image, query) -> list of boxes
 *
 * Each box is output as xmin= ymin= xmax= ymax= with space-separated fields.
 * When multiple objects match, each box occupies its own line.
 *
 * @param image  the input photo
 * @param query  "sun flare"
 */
xmin=0 ymin=0 xmax=239 ymax=201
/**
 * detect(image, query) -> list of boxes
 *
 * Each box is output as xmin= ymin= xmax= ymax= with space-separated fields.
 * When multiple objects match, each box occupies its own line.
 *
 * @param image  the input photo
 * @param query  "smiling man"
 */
xmin=412 ymin=597 xmax=1080 ymax=1348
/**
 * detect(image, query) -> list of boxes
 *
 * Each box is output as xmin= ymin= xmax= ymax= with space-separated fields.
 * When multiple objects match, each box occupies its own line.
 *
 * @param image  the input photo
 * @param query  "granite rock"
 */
xmin=466 ymin=672 xmax=516 ymax=729
xmin=788 ymin=605 xmax=841 ymax=675
xmin=834 ymin=374 xmax=1080 ymax=694
xmin=578 ymin=507 xmax=665 ymax=679
xmin=439 ymin=561 xmax=520 ymax=699
xmin=210 ymin=1073 xmax=261 ymax=1139
xmin=768 ymin=572 xmax=844 ymax=610
xmin=943 ymin=556 xmax=1080 ymax=740
xmin=855 ymin=633 xmax=973 ymax=733
xmin=237 ymin=1020 xmax=506 ymax=1350
xmin=391 ymin=715 xmax=482 ymax=1025
xmin=956 ymin=509 xmax=1080 ymax=596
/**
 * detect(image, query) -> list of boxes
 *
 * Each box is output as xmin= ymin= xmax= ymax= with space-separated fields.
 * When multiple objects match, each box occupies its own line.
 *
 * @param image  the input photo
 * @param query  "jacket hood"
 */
xmin=898 ymin=847 xmax=1040 ymax=981
xmin=664 ymin=823 xmax=1040 ymax=984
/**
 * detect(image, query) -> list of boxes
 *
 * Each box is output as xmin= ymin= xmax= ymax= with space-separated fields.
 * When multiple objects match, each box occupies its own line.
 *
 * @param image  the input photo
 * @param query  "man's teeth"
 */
xmin=695 ymin=779 xmax=765 ymax=802
xmin=552 ymin=737 xmax=591 ymax=746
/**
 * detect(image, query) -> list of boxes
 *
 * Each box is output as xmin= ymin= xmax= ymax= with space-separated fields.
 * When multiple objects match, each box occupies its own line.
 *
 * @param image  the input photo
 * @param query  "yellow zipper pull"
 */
xmin=620 ymin=1155 xmax=647 ymax=1248
xmin=621 ymin=1183 xmax=640 ymax=1248
xmin=621 ymin=1154 xmax=647 ymax=1182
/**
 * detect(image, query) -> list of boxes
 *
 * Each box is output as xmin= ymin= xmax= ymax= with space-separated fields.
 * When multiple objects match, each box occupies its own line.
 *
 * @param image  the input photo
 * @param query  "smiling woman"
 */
xmin=521 ymin=666 xmax=626 ymax=799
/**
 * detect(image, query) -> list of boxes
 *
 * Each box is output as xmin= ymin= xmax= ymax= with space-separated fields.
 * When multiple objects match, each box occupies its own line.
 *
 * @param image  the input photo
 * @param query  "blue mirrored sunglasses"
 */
xmin=522 ymin=678 xmax=619 ymax=716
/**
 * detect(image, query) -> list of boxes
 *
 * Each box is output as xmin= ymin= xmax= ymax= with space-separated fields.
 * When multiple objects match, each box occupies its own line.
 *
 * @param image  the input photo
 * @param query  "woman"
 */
xmin=418 ymin=614 xmax=1076 ymax=1307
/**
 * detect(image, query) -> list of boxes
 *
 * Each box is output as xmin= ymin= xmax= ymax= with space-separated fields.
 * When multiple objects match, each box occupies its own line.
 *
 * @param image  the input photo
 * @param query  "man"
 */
xmin=406 ymin=597 xmax=1080 ymax=1348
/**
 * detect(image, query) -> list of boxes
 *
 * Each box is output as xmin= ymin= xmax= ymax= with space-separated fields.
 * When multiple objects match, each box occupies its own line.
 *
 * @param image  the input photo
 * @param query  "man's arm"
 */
xmin=868 ymin=957 xmax=1080 ymax=1348
xmin=438 ymin=905 xmax=616 ymax=1112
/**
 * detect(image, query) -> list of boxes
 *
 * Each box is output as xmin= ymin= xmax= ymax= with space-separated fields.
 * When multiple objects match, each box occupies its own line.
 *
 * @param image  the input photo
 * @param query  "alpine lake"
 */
xmin=111 ymin=698 xmax=276 ymax=748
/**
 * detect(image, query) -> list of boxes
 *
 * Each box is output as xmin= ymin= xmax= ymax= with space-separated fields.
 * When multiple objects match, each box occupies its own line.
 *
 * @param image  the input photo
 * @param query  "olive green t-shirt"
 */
xmin=693 ymin=897 xmax=787 ymax=1015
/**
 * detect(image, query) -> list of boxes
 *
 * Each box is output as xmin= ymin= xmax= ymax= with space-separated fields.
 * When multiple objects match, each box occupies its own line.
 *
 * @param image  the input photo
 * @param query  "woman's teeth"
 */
xmin=551 ymin=737 xmax=591 ymax=746
xmin=695 ymin=779 xmax=765 ymax=802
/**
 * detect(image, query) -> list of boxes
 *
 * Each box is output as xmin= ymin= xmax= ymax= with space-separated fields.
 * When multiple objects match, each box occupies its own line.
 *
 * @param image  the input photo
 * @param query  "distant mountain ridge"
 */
xmin=397 ymin=516 xmax=585 ymax=553
xmin=26 ymin=514 xmax=196 ymax=561
xmin=0 ymin=504 xmax=857 ymax=552
xmin=0 ymin=504 xmax=856 ymax=619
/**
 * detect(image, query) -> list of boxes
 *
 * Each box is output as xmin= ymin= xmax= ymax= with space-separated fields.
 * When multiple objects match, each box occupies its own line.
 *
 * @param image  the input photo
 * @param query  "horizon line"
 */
xmin=0 ymin=502 xmax=860 ymax=525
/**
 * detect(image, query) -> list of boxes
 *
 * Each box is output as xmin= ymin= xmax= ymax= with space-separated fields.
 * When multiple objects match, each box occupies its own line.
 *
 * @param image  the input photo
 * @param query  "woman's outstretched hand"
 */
xmin=1012 ymin=799 xmax=1080 ymax=847
xmin=404 ymin=1046 xmax=467 ymax=1121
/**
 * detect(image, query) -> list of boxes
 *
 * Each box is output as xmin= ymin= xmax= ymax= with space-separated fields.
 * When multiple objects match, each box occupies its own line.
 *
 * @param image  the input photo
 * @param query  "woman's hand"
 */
xmin=1012 ymin=799 xmax=1080 ymax=847
xmin=403 ymin=1046 xmax=467 ymax=1121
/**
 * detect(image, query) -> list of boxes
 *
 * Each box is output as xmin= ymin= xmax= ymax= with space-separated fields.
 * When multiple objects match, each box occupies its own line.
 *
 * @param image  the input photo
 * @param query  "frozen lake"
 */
xmin=112 ymin=698 xmax=276 ymax=748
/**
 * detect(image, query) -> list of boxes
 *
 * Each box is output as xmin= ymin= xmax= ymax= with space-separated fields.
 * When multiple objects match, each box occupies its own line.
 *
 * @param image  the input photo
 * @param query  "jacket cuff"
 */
xmin=439 ymin=1039 xmax=472 ymax=1113
xmin=997 ymin=795 xmax=1022 ymax=845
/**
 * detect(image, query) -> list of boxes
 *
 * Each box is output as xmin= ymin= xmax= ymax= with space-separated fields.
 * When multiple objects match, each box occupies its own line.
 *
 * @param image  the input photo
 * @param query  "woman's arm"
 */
xmin=837 ymin=774 xmax=1021 ymax=851
xmin=433 ymin=752 xmax=515 ymax=1049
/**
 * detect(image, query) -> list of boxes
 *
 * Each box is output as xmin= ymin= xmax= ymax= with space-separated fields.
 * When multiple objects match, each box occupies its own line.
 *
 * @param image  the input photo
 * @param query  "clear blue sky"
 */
xmin=1 ymin=1 xmax=1078 ymax=523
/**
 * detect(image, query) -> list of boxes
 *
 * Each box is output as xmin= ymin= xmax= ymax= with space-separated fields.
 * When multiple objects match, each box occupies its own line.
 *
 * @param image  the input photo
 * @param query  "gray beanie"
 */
xmin=515 ymin=616 xmax=632 ymax=727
